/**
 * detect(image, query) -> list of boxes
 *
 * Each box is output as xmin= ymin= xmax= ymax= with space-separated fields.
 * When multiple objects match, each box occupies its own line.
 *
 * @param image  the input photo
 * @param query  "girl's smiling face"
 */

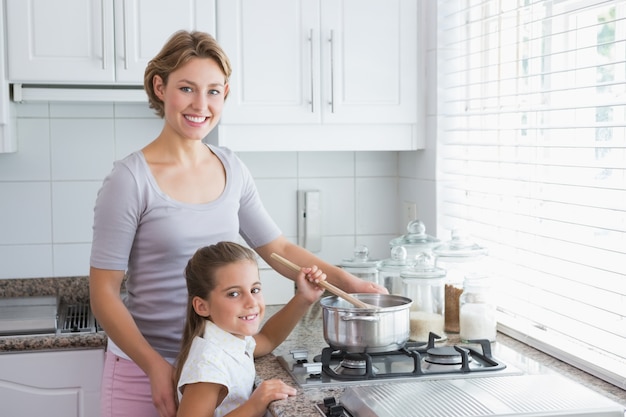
xmin=153 ymin=57 xmax=229 ymax=142
xmin=193 ymin=260 xmax=265 ymax=338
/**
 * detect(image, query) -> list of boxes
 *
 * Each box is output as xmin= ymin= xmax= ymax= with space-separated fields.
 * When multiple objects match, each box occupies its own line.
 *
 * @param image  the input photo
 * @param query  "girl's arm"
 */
xmin=177 ymin=380 xmax=295 ymax=417
xmin=253 ymin=266 xmax=325 ymax=357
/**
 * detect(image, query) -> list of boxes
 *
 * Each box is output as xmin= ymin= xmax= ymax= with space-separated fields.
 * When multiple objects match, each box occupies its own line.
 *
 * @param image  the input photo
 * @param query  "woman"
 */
xmin=89 ymin=30 xmax=386 ymax=417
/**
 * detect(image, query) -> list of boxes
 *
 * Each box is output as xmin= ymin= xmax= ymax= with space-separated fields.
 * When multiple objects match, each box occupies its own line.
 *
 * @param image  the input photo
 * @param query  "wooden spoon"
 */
xmin=270 ymin=253 xmax=375 ymax=309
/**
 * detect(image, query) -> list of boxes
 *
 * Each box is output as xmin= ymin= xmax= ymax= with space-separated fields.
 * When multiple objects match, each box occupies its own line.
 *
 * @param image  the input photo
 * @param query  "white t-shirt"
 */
xmin=90 ymin=144 xmax=281 ymax=359
xmin=178 ymin=321 xmax=257 ymax=417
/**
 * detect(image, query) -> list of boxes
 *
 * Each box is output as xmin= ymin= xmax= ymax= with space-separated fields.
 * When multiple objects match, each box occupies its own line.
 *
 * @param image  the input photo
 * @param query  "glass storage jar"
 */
xmin=377 ymin=245 xmax=409 ymax=295
xmin=459 ymin=274 xmax=496 ymax=342
xmin=433 ymin=230 xmax=488 ymax=333
xmin=389 ymin=219 xmax=440 ymax=259
xmin=401 ymin=253 xmax=446 ymax=342
xmin=340 ymin=245 xmax=380 ymax=284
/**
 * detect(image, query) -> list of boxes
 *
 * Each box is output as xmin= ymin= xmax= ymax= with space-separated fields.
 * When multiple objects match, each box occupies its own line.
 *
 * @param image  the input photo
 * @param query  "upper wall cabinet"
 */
xmin=213 ymin=0 xmax=424 ymax=151
xmin=5 ymin=0 xmax=216 ymax=84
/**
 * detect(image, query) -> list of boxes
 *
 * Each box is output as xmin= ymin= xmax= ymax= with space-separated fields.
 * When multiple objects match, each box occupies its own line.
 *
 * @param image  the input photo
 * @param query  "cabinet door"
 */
xmin=114 ymin=0 xmax=217 ymax=83
xmin=217 ymin=0 xmax=321 ymax=124
xmin=320 ymin=0 xmax=419 ymax=124
xmin=0 ymin=349 xmax=104 ymax=417
xmin=6 ymin=0 xmax=115 ymax=83
xmin=217 ymin=0 xmax=419 ymax=126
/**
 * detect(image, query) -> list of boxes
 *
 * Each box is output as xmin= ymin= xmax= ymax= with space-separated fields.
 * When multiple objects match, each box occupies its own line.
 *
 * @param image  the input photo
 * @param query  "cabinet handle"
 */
xmin=101 ymin=0 xmax=106 ymax=70
xmin=328 ymin=30 xmax=335 ymax=113
xmin=122 ymin=0 xmax=128 ymax=70
xmin=308 ymin=29 xmax=314 ymax=113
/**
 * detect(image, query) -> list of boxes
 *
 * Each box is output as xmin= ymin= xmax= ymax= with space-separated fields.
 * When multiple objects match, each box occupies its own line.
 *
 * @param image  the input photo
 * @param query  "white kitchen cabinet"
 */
xmin=0 ymin=348 xmax=104 ymax=417
xmin=5 ymin=0 xmax=216 ymax=84
xmin=213 ymin=0 xmax=424 ymax=151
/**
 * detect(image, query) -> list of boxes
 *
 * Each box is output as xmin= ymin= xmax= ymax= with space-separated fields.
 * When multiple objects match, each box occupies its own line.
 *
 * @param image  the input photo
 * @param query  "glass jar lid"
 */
xmin=340 ymin=245 xmax=380 ymax=269
xmin=433 ymin=229 xmax=488 ymax=258
xmin=400 ymin=252 xmax=446 ymax=280
xmin=377 ymin=245 xmax=409 ymax=272
xmin=389 ymin=220 xmax=441 ymax=248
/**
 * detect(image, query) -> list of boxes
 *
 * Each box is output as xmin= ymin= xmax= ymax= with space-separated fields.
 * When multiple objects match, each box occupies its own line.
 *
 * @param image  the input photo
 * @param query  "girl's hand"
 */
xmin=296 ymin=265 xmax=326 ymax=303
xmin=246 ymin=379 xmax=297 ymax=415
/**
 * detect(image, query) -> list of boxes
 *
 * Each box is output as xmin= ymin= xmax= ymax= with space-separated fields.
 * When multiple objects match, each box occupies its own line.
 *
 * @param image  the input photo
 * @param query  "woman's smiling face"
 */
xmin=195 ymin=260 xmax=265 ymax=339
xmin=153 ymin=57 xmax=229 ymax=142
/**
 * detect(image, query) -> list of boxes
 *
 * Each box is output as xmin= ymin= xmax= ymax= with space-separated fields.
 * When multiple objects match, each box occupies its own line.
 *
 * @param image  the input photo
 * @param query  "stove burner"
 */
xmin=425 ymin=345 xmax=473 ymax=365
xmin=334 ymin=353 xmax=379 ymax=376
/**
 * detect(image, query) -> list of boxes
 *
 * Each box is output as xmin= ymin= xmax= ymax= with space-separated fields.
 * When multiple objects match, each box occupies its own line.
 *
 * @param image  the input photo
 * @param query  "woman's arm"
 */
xmin=89 ymin=267 xmax=176 ymax=417
xmin=255 ymin=235 xmax=388 ymax=294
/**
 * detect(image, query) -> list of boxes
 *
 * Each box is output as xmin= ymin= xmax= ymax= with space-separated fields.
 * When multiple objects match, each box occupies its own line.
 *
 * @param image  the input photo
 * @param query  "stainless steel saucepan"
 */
xmin=320 ymin=293 xmax=412 ymax=353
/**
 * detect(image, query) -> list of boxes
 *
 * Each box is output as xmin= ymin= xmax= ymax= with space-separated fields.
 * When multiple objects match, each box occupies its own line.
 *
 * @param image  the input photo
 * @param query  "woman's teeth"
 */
xmin=185 ymin=115 xmax=207 ymax=123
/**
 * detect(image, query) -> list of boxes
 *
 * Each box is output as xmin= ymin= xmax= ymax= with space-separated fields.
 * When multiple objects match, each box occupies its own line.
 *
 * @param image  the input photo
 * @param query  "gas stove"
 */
xmin=277 ymin=333 xmax=523 ymax=389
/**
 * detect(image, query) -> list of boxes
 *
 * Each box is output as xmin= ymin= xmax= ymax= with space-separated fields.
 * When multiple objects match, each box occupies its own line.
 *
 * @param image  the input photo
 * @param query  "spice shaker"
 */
xmin=401 ymin=252 xmax=446 ymax=342
xmin=377 ymin=245 xmax=410 ymax=295
xmin=340 ymin=245 xmax=380 ymax=284
xmin=389 ymin=219 xmax=441 ymax=258
xmin=433 ymin=230 xmax=488 ymax=333
xmin=459 ymin=274 xmax=497 ymax=342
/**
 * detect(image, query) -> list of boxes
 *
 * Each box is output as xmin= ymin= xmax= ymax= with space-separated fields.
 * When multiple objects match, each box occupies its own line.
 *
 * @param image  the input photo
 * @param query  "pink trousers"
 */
xmin=100 ymin=351 xmax=159 ymax=417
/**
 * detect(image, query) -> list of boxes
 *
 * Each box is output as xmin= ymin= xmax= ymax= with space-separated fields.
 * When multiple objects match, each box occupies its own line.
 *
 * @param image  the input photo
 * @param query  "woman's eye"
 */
xmin=208 ymin=89 xmax=220 ymax=96
xmin=180 ymin=86 xmax=192 ymax=93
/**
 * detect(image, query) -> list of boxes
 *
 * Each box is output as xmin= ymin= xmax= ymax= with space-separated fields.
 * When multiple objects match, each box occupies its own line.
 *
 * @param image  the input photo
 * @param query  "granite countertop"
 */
xmin=1 ymin=277 xmax=625 ymax=416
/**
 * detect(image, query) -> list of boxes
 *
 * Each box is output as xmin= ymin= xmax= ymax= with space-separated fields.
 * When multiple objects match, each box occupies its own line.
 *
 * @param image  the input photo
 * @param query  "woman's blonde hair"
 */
xmin=174 ymin=241 xmax=258 ymax=391
xmin=144 ymin=30 xmax=232 ymax=118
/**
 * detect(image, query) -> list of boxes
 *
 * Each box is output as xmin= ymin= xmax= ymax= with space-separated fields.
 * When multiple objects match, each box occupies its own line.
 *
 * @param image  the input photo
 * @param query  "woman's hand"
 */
xmin=148 ymin=357 xmax=177 ymax=417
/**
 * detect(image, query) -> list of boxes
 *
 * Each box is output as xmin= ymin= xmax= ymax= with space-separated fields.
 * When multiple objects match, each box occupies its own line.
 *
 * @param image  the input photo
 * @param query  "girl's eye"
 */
xmin=251 ymin=287 xmax=261 ymax=294
xmin=228 ymin=291 xmax=240 ymax=298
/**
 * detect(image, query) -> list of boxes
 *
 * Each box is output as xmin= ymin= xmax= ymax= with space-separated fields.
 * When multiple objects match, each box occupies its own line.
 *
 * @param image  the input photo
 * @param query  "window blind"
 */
xmin=436 ymin=0 xmax=626 ymax=388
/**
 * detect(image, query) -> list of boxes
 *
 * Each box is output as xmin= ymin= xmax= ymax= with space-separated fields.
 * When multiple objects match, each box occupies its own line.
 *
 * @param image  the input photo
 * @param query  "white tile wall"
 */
xmin=0 ymin=102 xmax=432 ymax=279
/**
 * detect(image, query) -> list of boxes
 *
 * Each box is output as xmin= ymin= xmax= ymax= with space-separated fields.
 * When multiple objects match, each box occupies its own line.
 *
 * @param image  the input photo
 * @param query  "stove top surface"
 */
xmin=278 ymin=334 xmax=524 ymax=388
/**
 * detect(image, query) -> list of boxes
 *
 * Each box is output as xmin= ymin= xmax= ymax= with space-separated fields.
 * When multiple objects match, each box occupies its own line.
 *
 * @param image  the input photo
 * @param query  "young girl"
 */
xmin=175 ymin=241 xmax=325 ymax=417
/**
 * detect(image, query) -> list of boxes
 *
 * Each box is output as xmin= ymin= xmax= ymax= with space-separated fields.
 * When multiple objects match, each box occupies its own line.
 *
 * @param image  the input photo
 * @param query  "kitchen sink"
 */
xmin=0 ymin=295 xmax=58 ymax=335
xmin=0 ymin=295 xmax=100 ymax=336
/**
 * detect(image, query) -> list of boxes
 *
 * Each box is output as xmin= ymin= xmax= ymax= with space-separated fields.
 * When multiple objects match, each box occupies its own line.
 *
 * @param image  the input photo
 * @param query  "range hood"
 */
xmin=11 ymin=83 xmax=147 ymax=103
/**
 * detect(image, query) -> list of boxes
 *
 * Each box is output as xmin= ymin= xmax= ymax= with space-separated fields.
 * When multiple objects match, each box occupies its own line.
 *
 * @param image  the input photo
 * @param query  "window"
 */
xmin=437 ymin=0 xmax=626 ymax=387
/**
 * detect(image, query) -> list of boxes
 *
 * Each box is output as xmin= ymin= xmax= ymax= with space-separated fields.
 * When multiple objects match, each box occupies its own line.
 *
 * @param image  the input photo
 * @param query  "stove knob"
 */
xmin=329 ymin=404 xmax=346 ymax=417
xmin=303 ymin=361 xmax=322 ymax=375
xmin=290 ymin=349 xmax=309 ymax=361
xmin=323 ymin=397 xmax=337 ymax=407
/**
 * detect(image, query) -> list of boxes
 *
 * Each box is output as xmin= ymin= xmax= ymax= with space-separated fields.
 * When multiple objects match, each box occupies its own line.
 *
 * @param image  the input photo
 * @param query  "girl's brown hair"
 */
xmin=144 ymin=30 xmax=232 ymax=118
xmin=174 ymin=241 xmax=258 ymax=391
